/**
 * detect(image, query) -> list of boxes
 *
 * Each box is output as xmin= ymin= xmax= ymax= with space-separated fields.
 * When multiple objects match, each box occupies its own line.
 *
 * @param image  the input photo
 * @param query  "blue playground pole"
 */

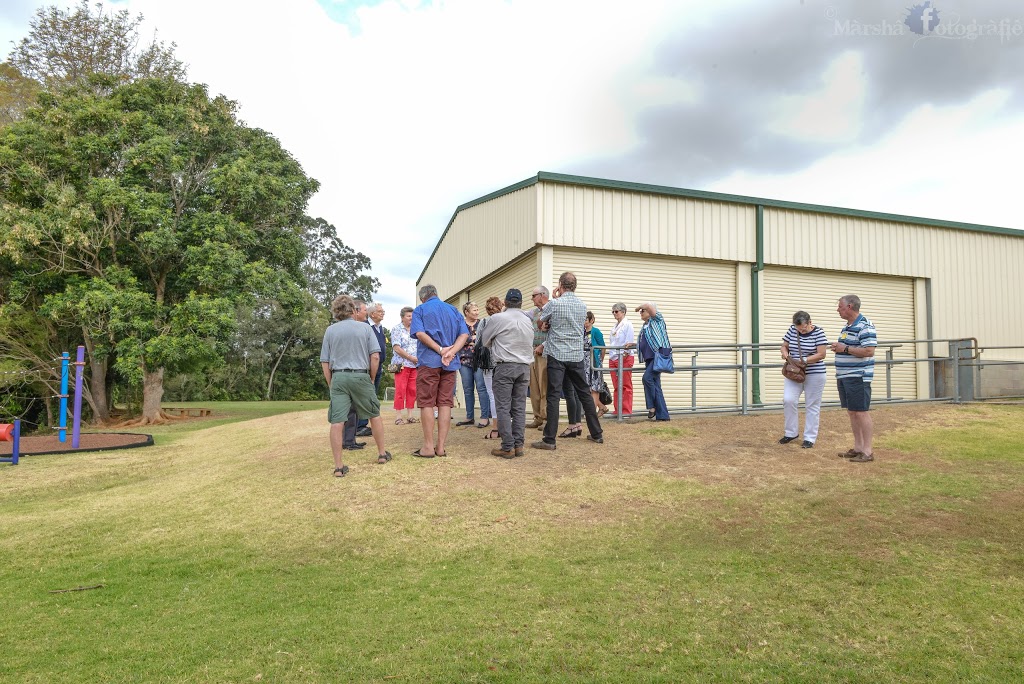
xmin=59 ymin=351 xmax=70 ymax=443
xmin=0 ymin=420 xmax=18 ymax=465
xmin=72 ymin=345 xmax=85 ymax=449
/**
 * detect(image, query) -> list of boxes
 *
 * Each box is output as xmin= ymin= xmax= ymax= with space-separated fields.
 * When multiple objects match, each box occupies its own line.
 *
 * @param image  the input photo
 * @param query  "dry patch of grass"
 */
xmin=3 ymin=402 xmax=1024 ymax=682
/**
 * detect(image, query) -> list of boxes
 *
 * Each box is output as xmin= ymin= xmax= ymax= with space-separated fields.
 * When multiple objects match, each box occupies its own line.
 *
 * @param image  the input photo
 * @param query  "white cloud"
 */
xmin=710 ymin=89 xmax=1023 ymax=230
xmin=768 ymin=50 xmax=866 ymax=143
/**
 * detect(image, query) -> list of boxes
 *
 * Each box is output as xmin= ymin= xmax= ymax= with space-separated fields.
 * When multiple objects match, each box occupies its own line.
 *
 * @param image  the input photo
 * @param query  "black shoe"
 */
xmin=778 ymin=436 xmax=797 ymax=445
xmin=801 ymin=440 xmax=814 ymax=449
xmin=355 ymin=427 xmax=373 ymax=437
xmin=343 ymin=442 xmax=365 ymax=450
xmin=586 ymin=435 xmax=604 ymax=444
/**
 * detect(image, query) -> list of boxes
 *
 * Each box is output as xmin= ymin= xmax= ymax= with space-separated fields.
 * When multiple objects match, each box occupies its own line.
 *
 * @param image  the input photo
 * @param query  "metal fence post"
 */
xmin=616 ymin=355 xmax=624 ymax=422
xmin=691 ymin=352 xmax=698 ymax=412
xmin=885 ymin=347 xmax=893 ymax=400
xmin=740 ymin=347 xmax=748 ymax=416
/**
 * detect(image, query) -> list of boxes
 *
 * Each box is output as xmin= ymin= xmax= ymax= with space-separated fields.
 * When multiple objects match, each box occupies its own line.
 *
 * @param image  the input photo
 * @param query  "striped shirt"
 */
xmin=834 ymin=314 xmax=878 ymax=381
xmin=540 ymin=292 xmax=588 ymax=362
xmin=782 ymin=325 xmax=829 ymax=376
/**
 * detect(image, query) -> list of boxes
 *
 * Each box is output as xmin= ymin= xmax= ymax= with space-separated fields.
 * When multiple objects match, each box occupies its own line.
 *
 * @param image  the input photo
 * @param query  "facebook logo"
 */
xmin=905 ymin=1 xmax=941 ymax=35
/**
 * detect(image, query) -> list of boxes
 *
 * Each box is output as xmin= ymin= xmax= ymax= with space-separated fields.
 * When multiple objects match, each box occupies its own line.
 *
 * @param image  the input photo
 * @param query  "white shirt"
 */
xmin=608 ymin=318 xmax=636 ymax=361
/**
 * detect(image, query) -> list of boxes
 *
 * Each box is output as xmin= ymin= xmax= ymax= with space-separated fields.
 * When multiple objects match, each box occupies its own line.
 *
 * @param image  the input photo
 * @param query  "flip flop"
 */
xmin=436 ymin=450 xmax=448 ymax=457
xmin=412 ymin=449 xmax=436 ymax=458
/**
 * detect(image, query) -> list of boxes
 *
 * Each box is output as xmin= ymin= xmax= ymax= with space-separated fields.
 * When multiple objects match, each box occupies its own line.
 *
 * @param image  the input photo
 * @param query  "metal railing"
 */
xmin=594 ymin=338 xmax=1024 ymax=421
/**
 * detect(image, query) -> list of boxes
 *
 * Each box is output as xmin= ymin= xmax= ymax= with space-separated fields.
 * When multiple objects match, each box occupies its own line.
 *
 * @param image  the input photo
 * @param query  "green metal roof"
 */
xmin=417 ymin=171 xmax=1023 ymax=284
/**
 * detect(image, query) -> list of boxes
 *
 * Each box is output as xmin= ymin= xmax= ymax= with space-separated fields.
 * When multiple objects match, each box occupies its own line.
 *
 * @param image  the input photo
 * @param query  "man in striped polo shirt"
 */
xmin=830 ymin=294 xmax=878 ymax=463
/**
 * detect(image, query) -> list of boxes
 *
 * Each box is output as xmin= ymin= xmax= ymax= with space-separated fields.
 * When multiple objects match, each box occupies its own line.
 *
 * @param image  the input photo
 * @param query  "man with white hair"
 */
xmin=356 ymin=302 xmax=387 ymax=437
xmin=830 ymin=294 xmax=878 ymax=463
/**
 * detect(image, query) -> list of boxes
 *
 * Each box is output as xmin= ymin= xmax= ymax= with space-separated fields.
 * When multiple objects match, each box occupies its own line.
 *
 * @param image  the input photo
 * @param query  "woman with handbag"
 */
xmin=391 ymin=306 xmax=419 ymax=424
xmin=479 ymin=297 xmax=503 ymax=440
xmin=456 ymin=301 xmax=492 ymax=428
xmin=779 ymin=310 xmax=829 ymax=448
xmin=628 ymin=302 xmax=671 ymax=421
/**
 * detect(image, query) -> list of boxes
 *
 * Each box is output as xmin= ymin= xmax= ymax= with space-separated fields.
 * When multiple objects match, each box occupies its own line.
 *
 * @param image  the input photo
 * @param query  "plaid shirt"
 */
xmin=540 ymin=292 xmax=587 ymax=362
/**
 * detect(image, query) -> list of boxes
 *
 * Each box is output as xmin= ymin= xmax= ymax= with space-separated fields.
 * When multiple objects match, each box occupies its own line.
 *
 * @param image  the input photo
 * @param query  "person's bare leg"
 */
xmin=370 ymin=416 xmax=387 ymax=456
xmin=330 ymin=423 xmax=346 ymax=469
xmin=420 ymin=406 xmax=436 ymax=454
xmin=851 ymin=411 xmax=873 ymax=455
xmin=436 ymin=406 xmax=453 ymax=454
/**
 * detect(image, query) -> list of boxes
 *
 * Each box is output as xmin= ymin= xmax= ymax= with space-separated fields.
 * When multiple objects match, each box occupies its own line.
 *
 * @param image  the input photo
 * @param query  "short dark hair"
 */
xmin=792 ymin=310 xmax=811 ymax=326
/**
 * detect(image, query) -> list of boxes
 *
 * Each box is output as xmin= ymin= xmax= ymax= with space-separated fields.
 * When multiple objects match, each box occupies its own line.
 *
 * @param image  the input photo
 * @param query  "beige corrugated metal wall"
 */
xmin=540 ymin=183 xmax=756 ymax=263
xmin=465 ymin=251 xmax=539 ymax=307
xmin=761 ymin=268 xmax=917 ymax=403
xmin=419 ymin=185 xmax=537 ymax=299
xmin=765 ymin=208 xmax=1024 ymax=360
xmin=551 ymin=248 xmax=739 ymax=409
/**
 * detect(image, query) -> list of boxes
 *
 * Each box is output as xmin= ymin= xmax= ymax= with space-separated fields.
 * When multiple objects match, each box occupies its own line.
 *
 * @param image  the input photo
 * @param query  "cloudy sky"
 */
xmin=2 ymin=0 xmax=1022 ymax=327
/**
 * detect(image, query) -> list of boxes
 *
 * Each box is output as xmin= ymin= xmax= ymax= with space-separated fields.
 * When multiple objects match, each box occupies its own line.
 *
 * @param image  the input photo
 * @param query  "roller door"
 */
xmin=762 ymin=267 xmax=917 ymax=404
xmin=552 ymin=248 xmax=739 ymax=409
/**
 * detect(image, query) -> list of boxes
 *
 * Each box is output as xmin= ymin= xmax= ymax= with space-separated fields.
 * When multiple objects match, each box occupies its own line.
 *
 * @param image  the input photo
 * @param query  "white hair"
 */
xmin=366 ymin=302 xmax=382 ymax=315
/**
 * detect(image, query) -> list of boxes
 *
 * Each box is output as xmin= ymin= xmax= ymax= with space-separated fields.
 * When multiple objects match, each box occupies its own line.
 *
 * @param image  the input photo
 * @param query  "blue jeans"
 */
xmin=643 ymin=363 xmax=669 ymax=420
xmin=458 ymin=365 xmax=491 ymax=421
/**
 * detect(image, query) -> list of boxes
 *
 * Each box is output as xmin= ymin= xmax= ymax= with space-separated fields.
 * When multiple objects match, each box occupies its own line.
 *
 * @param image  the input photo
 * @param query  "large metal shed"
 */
xmin=417 ymin=172 xmax=1024 ymax=409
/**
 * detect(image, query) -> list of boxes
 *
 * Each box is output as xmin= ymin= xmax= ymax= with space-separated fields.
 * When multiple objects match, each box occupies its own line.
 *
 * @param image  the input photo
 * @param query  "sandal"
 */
xmin=395 ymin=418 xmax=406 ymax=425
xmin=598 ymin=406 xmax=608 ymax=418
xmin=647 ymin=409 xmax=656 ymax=420
xmin=559 ymin=426 xmax=581 ymax=438
xmin=484 ymin=429 xmax=500 ymax=440
xmin=377 ymin=451 xmax=393 ymax=464
xmin=333 ymin=465 xmax=350 ymax=477
xmin=407 ymin=417 xmax=419 ymax=423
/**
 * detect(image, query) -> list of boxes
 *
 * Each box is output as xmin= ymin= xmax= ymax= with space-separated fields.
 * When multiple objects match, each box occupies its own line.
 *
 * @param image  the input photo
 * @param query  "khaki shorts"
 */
xmin=416 ymin=366 xmax=457 ymax=408
xmin=328 ymin=372 xmax=380 ymax=423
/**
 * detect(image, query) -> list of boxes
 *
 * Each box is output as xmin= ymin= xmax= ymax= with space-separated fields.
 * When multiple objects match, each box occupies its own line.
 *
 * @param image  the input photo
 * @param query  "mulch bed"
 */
xmin=0 ymin=432 xmax=154 ymax=456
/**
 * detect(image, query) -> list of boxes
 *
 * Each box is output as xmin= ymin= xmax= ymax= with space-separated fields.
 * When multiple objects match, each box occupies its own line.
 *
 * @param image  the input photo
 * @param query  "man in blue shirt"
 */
xmin=830 ymin=294 xmax=878 ymax=463
xmin=410 ymin=284 xmax=469 ymax=458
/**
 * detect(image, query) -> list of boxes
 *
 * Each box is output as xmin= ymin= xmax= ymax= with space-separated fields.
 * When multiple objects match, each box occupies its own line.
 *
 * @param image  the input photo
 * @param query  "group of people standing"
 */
xmin=778 ymin=294 xmax=878 ymax=463
xmin=319 ymin=281 xmax=879 ymax=477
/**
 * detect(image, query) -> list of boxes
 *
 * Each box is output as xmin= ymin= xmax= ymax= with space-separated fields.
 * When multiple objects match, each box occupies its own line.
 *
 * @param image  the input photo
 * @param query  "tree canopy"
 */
xmin=8 ymin=1 xmax=186 ymax=91
xmin=0 ymin=76 xmax=319 ymax=422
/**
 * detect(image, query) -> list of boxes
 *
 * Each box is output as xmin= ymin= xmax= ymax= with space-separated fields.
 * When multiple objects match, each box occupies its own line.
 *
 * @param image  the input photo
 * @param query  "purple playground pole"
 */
xmin=72 ymin=345 xmax=85 ymax=449
xmin=11 ymin=419 xmax=19 ymax=465
xmin=59 ymin=351 xmax=70 ymax=442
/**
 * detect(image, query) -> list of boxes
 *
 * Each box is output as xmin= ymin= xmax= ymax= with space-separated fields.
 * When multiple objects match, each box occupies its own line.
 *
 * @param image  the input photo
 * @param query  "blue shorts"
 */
xmin=837 ymin=377 xmax=872 ymax=412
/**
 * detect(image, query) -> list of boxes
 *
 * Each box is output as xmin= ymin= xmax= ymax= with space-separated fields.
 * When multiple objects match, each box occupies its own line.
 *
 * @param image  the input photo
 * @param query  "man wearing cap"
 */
xmin=320 ymin=294 xmax=392 ymax=477
xmin=479 ymin=288 xmax=534 ymax=458
xmin=410 ymin=284 xmax=470 ymax=457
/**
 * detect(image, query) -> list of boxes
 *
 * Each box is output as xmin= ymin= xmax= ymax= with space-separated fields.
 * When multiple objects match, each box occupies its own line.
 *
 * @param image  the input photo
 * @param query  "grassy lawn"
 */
xmin=2 ymin=402 xmax=1023 ymax=682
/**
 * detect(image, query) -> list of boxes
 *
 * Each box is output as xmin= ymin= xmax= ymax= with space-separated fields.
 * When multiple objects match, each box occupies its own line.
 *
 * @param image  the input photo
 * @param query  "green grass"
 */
xmin=2 ymin=403 xmax=1023 ymax=682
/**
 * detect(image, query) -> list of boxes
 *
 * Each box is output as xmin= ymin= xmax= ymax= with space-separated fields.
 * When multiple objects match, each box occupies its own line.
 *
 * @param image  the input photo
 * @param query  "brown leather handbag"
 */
xmin=781 ymin=337 xmax=807 ymax=383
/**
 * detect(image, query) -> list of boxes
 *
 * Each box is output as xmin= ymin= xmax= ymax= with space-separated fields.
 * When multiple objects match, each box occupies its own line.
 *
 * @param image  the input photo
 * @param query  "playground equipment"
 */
xmin=1 ymin=345 xmax=85 ymax=463
xmin=0 ymin=419 xmax=20 ymax=465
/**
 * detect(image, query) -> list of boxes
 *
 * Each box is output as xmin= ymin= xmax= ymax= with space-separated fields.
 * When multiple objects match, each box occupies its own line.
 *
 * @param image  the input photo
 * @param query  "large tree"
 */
xmin=0 ymin=76 xmax=318 ymax=423
xmin=8 ymin=1 xmax=186 ymax=92
xmin=300 ymin=216 xmax=380 ymax=308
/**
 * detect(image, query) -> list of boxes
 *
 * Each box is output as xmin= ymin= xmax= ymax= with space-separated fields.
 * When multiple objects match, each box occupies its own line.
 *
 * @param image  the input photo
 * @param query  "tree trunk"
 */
xmin=88 ymin=355 xmax=110 ymax=424
xmin=265 ymin=335 xmax=294 ymax=401
xmin=137 ymin=366 xmax=167 ymax=425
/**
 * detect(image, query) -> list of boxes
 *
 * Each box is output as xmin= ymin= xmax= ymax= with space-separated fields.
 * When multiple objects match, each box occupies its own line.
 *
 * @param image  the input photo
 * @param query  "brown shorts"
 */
xmin=416 ymin=366 xmax=457 ymax=408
